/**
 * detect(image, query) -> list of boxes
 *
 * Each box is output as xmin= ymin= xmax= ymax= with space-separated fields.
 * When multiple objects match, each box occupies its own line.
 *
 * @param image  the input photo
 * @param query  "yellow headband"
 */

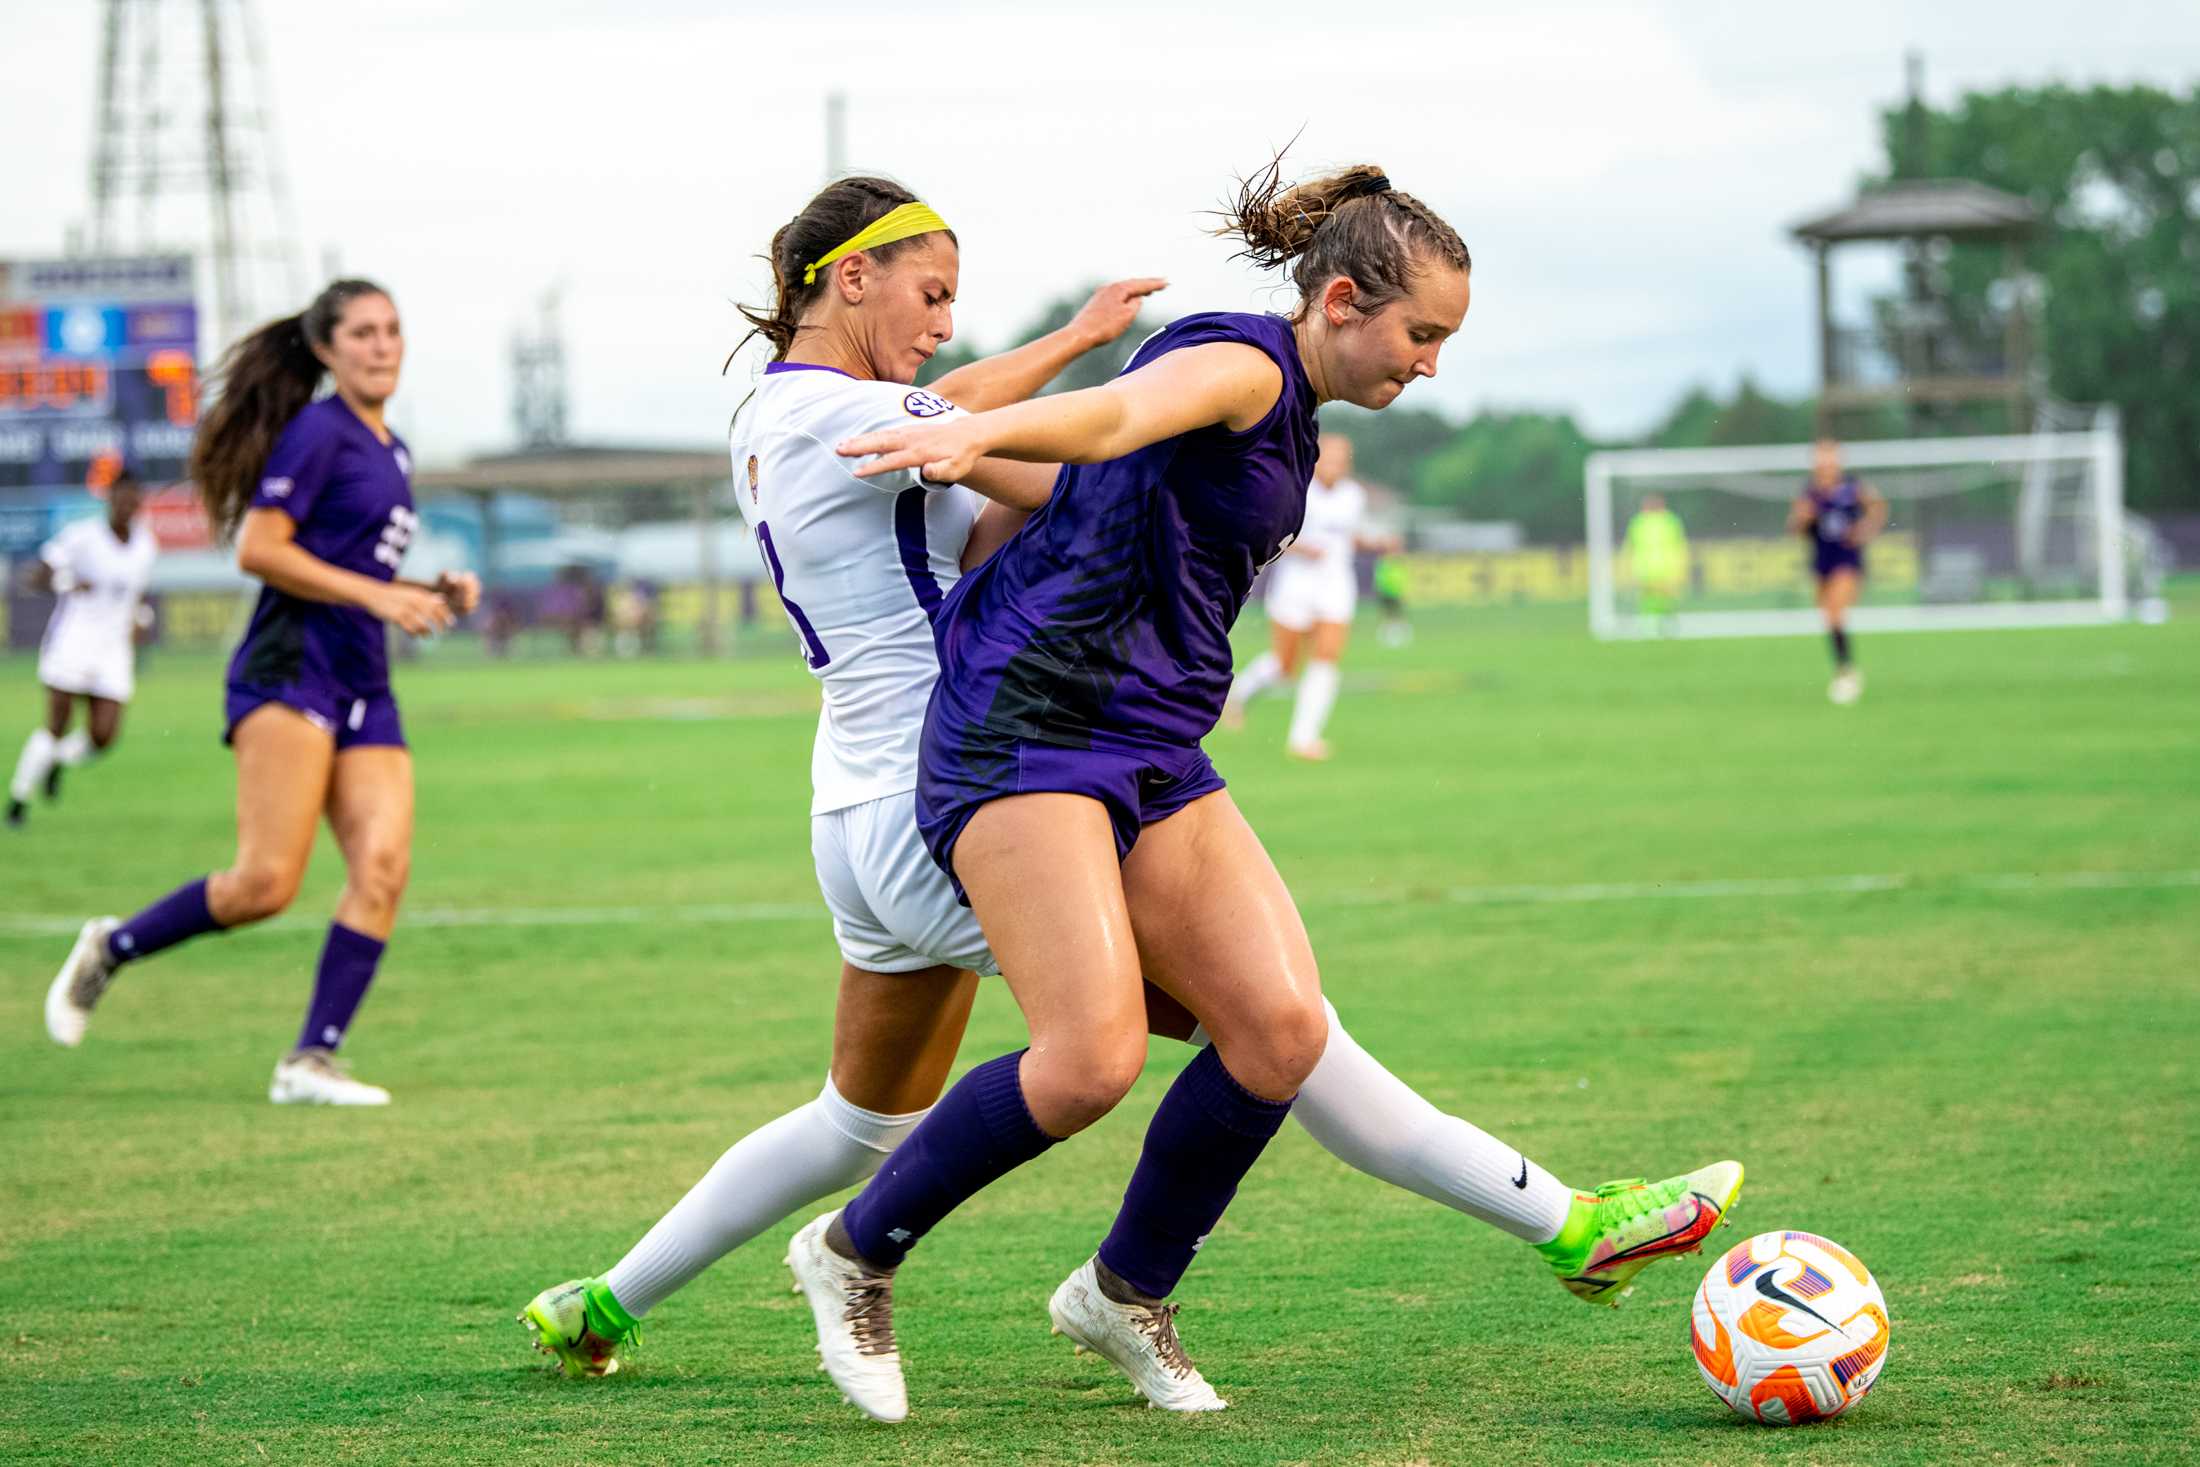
xmin=802 ymin=202 xmax=951 ymax=286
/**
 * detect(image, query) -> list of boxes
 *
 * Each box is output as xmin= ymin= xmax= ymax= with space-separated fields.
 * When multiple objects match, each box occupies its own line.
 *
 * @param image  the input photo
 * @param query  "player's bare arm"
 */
xmin=962 ymin=503 xmax=1032 ymax=571
xmin=238 ymin=508 xmax=454 ymax=635
xmin=929 ymin=278 xmax=1167 ymax=412
xmin=1849 ymin=486 xmax=1889 ymax=547
xmin=839 ymin=342 xmax=1282 ymax=483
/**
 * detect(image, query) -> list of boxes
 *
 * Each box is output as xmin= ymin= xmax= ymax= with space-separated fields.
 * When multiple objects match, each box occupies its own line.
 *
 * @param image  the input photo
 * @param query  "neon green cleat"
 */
xmin=1535 ymin=1160 xmax=1744 ymax=1306
xmin=519 ymin=1277 xmax=641 ymax=1378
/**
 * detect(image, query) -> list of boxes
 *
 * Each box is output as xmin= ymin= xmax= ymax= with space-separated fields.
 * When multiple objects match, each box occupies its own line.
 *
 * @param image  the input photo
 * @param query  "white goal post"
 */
xmin=1583 ymin=413 xmax=2126 ymax=640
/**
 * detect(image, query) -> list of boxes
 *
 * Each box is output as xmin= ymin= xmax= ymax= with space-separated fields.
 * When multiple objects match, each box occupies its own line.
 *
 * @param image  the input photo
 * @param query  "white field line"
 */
xmin=1 ymin=870 xmax=2194 ymax=940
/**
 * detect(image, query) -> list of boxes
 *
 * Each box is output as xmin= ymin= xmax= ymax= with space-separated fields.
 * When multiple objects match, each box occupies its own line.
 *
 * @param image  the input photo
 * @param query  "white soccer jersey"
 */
xmin=730 ymin=364 xmax=980 ymax=815
xmin=37 ymin=517 xmax=157 ymax=698
xmin=1292 ymin=475 xmax=1367 ymax=574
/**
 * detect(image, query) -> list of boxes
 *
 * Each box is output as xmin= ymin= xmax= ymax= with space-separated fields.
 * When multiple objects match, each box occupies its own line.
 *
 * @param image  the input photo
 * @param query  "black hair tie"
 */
xmin=1341 ymin=172 xmax=1393 ymax=203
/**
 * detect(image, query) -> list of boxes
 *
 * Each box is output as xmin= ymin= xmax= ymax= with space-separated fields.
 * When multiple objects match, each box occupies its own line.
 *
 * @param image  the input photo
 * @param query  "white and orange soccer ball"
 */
xmin=1690 ymin=1230 xmax=1890 ymax=1425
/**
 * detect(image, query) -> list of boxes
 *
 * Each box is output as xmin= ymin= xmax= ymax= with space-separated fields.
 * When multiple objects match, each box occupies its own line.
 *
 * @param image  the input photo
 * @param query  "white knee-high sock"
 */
xmin=1291 ymin=1000 xmax=1573 ymax=1243
xmin=1228 ymin=651 xmax=1285 ymax=709
xmin=56 ymin=729 xmax=94 ymax=767
xmin=10 ymin=729 xmax=57 ymax=802
xmin=602 ymin=1076 xmax=927 ymax=1317
xmin=1287 ymin=660 xmax=1342 ymax=749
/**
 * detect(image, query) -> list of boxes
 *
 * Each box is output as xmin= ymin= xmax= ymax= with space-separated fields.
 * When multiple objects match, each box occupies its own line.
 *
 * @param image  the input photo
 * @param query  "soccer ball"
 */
xmin=1690 ymin=1230 xmax=1889 ymax=1425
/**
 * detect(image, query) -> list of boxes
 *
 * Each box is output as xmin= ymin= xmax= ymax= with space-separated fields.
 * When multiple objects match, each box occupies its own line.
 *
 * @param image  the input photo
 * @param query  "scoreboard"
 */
xmin=0 ymin=255 xmax=199 ymax=492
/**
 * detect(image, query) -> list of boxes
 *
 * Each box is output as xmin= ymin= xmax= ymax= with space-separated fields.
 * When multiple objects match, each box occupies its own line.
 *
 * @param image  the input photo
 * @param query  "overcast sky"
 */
xmin=6 ymin=1 xmax=2198 ymax=465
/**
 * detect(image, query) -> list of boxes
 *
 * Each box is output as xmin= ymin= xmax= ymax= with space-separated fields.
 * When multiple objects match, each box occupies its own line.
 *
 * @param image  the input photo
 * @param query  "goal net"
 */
xmin=1582 ymin=411 xmax=2127 ymax=640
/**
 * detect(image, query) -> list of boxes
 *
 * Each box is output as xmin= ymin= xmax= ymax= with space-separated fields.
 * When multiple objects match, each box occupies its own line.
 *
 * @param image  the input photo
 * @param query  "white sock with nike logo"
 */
xmin=1288 ymin=999 xmax=1573 ymax=1243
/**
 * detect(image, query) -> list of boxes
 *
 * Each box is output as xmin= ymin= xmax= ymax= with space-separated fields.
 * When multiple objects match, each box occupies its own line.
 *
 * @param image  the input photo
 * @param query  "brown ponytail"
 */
xmin=190 ymin=278 xmax=389 ymax=539
xmin=1217 ymin=157 xmax=1469 ymax=320
xmin=732 ymin=176 xmax=954 ymax=366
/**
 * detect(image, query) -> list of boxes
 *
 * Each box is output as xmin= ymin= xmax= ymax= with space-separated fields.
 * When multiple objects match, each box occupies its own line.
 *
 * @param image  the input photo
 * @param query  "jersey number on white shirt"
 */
xmin=755 ymin=520 xmax=831 ymax=669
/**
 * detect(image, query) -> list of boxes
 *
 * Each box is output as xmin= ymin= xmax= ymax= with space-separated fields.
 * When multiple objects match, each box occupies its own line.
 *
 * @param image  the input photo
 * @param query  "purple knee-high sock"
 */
xmin=297 ymin=923 xmax=386 ymax=1052
xmin=840 ymin=1050 xmax=1054 ymax=1269
xmin=1097 ymin=1044 xmax=1294 ymax=1299
xmin=107 ymin=878 xmax=222 ymax=964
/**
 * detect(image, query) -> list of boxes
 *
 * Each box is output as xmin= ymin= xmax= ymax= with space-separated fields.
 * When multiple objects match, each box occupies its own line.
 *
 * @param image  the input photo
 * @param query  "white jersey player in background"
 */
xmin=9 ymin=472 xmax=158 ymax=829
xmin=520 ymin=181 xmax=1734 ymax=1411
xmin=1223 ymin=433 xmax=1396 ymax=760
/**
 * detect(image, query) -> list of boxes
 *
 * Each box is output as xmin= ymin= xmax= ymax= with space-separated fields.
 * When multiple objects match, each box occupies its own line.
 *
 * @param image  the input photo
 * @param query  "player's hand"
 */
xmin=1069 ymin=278 xmax=1169 ymax=348
xmin=435 ymin=570 xmax=483 ymax=616
xmin=375 ymin=582 xmax=457 ymax=636
xmin=839 ymin=416 xmax=991 ymax=484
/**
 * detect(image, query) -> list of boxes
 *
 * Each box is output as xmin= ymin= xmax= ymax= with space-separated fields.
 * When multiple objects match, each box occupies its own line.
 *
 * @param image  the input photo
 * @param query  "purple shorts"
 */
xmin=916 ymin=731 xmax=1226 ymax=902
xmin=224 ymin=683 xmax=406 ymax=751
xmin=1813 ymin=544 xmax=1864 ymax=580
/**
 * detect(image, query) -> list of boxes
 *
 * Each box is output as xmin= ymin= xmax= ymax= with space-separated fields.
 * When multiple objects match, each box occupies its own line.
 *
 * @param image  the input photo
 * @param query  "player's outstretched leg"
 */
xmin=1290 ymin=1000 xmax=1576 ymax=1240
xmin=44 ymin=916 xmax=121 ymax=1046
xmin=519 ymin=1278 xmax=641 ymax=1379
xmin=1535 ymin=1161 xmax=1744 ymax=1305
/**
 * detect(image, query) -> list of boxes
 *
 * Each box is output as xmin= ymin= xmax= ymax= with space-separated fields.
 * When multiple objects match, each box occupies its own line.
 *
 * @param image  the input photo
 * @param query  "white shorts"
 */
xmin=810 ymin=789 xmax=999 ymax=977
xmin=38 ymin=628 xmax=135 ymax=703
xmin=1264 ymin=565 xmax=1357 ymax=632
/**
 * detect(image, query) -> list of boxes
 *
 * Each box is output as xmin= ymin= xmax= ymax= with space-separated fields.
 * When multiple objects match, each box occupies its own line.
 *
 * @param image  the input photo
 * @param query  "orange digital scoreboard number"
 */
xmin=146 ymin=349 xmax=197 ymax=424
xmin=0 ymin=360 xmax=112 ymax=414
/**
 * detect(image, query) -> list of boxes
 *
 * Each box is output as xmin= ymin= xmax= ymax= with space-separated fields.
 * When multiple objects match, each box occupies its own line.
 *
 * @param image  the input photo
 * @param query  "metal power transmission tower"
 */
xmin=511 ymin=286 xmax=570 ymax=449
xmin=87 ymin=0 xmax=307 ymax=349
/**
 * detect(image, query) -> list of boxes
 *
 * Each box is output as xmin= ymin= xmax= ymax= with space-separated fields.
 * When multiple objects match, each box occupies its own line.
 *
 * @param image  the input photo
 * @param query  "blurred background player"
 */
xmin=8 ymin=470 xmax=157 ymax=828
xmin=1621 ymin=492 xmax=1690 ymax=635
xmin=1371 ymin=548 xmax=1411 ymax=647
xmin=41 ymin=279 xmax=481 ymax=1106
xmin=1223 ymin=432 xmax=1398 ymax=759
xmin=1788 ymin=437 xmax=1886 ymax=704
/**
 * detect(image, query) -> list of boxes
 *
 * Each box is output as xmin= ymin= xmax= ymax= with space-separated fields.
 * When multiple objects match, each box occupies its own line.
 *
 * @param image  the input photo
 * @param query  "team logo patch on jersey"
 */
xmin=260 ymin=476 xmax=293 ymax=500
xmin=902 ymin=389 xmax=953 ymax=419
xmin=747 ymin=455 xmax=760 ymax=503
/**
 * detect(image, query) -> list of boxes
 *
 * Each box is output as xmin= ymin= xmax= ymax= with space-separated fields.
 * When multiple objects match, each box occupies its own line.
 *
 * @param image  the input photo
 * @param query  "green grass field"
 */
xmin=3 ymin=598 xmax=2196 ymax=1465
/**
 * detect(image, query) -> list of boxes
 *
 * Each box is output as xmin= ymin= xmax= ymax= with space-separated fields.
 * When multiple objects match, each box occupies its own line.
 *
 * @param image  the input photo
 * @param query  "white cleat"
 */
xmin=1047 ymin=1258 xmax=1226 ymax=1413
xmin=46 ymin=916 xmax=120 ymax=1047
xmin=1285 ymin=739 xmax=1332 ymax=763
xmin=269 ymin=1048 xmax=391 ymax=1106
xmin=785 ymin=1211 xmax=906 ymax=1423
xmin=1828 ymin=669 xmax=1863 ymax=705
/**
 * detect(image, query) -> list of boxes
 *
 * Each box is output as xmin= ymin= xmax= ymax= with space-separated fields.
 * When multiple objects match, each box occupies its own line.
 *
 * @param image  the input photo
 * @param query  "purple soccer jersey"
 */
xmin=928 ymin=311 xmax=1319 ymax=751
xmin=228 ymin=396 xmax=418 ymax=700
xmin=1804 ymin=473 xmax=1866 ymax=577
xmin=914 ymin=311 xmax=1318 ymax=878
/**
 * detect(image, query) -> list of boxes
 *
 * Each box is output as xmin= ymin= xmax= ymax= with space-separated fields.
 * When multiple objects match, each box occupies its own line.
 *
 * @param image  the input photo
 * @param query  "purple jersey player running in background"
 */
xmin=1787 ymin=437 xmax=1887 ymax=704
xmin=44 ymin=279 xmax=481 ymax=1106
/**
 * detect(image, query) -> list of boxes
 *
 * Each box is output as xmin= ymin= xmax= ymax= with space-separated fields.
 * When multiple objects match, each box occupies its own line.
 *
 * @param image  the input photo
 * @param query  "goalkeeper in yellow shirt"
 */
xmin=1623 ymin=493 xmax=1690 ymax=633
